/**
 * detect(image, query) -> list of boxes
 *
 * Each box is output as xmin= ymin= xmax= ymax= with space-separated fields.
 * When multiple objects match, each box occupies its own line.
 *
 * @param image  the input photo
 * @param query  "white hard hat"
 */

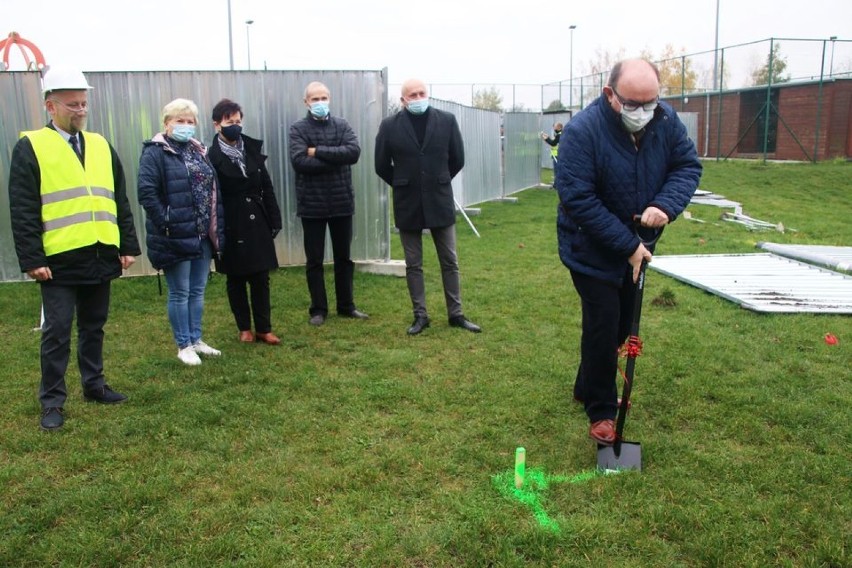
xmin=41 ymin=67 xmax=93 ymax=94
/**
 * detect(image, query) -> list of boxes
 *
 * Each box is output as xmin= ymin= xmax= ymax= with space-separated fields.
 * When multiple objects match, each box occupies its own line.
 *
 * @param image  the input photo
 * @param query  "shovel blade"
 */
xmin=597 ymin=441 xmax=642 ymax=472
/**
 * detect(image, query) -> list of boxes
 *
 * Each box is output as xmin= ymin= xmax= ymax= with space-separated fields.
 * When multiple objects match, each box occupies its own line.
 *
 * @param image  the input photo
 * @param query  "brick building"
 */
xmin=665 ymin=78 xmax=851 ymax=161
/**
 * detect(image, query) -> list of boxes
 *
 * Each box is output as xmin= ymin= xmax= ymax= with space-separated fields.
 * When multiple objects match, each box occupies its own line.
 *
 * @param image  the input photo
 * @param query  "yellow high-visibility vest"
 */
xmin=550 ymin=132 xmax=561 ymax=159
xmin=22 ymin=127 xmax=119 ymax=256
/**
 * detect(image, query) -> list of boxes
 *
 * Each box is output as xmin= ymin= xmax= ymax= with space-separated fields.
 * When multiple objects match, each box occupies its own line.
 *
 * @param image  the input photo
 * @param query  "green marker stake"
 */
xmin=514 ymin=447 xmax=526 ymax=489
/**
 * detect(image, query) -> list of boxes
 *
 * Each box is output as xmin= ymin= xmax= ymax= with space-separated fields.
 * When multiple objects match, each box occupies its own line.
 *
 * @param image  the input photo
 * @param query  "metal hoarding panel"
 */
xmin=0 ymin=70 xmax=389 ymax=280
xmin=429 ymin=98 xmax=502 ymax=208
xmin=650 ymin=253 xmax=852 ymax=314
xmin=757 ymin=243 xmax=852 ymax=274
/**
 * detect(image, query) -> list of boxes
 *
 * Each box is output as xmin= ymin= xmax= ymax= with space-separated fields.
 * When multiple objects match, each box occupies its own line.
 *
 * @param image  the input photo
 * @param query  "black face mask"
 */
xmin=220 ymin=124 xmax=242 ymax=141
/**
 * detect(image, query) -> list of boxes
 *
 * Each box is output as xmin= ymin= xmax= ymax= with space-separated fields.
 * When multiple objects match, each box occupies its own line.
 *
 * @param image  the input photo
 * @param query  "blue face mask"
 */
xmin=406 ymin=98 xmax=430 ymax=115
xmin=309 ymin=101 xmax=330 ymax=118
xmin=170 ymin=124 xmax=196 ymax=143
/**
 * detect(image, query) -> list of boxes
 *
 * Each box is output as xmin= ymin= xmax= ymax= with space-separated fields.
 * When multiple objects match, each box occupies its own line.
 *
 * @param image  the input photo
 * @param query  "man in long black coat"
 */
xmin=375 ymin=78 xmax=481 ymax=336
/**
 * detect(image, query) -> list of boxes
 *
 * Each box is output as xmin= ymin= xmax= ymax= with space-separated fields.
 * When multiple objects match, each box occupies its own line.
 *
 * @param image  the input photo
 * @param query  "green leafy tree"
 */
xmin=751 ymin=42 xmax=791 ymax=86
xmin=472 ymin=87 xmax=503 ymax=111
xmin=545 ymin=99 xmax=566 ymax=112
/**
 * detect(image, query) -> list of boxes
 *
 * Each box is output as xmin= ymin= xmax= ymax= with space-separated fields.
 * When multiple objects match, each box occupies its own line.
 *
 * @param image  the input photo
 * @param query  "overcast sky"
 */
xmin=3 ymin=0 xmax=850 ymax=89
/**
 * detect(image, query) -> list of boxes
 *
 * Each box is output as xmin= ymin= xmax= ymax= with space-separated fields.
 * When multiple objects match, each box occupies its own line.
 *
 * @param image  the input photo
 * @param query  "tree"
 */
xmin=472 ymin=87 xmax=503 ymax=111
xmin=750 ymin=42 xmax=791 ymax=86
xmin=584 ymin=46 xmax=626 ymax=78
xmin=545 ymin=99 xmax=566 ymax=112
xmin=578 ymin=47 xmax=627 ymax=107
xmin=696 ymin=55 xmax=732 ymax=91
xmin=644 ymin=44 xmax=699 ymax=97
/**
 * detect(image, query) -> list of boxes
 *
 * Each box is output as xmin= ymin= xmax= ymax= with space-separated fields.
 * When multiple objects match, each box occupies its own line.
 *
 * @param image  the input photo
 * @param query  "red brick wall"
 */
xmin=826 ymin=82 xmax=852 ymax=159
xmin=664 ymin=79 xmax=851 ymax=161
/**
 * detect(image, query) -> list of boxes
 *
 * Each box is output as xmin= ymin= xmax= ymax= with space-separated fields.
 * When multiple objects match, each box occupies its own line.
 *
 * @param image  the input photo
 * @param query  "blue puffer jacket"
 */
xmin=137 ymin=133 xmax=225 ymax=270
xmin=555 ymin=94 xmax=701 ymax=285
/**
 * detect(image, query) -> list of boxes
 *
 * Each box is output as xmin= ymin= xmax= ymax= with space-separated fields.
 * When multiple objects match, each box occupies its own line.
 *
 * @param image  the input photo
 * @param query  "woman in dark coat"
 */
xmin=208 ymin=98 xmax=283 ymax=345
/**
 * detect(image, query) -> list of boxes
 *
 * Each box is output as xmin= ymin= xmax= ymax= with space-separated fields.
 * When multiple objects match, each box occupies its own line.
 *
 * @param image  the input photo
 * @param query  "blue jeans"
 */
xmin=163 ymin=239 xmax=212 ymax=348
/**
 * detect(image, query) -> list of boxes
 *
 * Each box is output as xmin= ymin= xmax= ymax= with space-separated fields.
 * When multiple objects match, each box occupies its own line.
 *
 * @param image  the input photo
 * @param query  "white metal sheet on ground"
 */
xmin=649 ymin=253 xmax=852 ymax=314
xmin=690 ymin=195 xmax=743 ymax=210
xmin=756 ymin=243 xmax=852 ymax=274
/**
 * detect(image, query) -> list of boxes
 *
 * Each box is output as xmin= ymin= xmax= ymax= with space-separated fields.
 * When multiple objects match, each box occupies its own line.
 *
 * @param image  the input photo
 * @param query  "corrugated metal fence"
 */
xmin=429 ymin=98 xmax=502 ymax=207
xmin=0 ymin=71 xmax=545 ymax=282
xmin=503 ymin=112 xmax=542 ymax=195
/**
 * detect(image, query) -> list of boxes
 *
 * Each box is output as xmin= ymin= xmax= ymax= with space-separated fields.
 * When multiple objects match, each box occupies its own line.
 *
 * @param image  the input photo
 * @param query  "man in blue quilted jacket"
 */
xmin=555 ymin=59 xmax=701 ymax=446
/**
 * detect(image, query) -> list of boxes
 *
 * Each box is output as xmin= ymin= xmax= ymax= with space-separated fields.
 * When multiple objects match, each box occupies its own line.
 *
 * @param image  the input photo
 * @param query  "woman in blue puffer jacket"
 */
xmin=137 ymin=98 xmax=225 ymax=366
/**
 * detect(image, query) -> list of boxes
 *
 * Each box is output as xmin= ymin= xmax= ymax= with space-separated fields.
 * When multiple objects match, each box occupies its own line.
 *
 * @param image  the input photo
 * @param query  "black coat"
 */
xmin=374 ymin=107 xmax=464 ymax=231
xmin=9 ymin=123 xmax=141 ymax=285
xmin=288 ymin=113 xmax=360 ymax=219
xmin=208 ymin=134 xmax=282 ymax=275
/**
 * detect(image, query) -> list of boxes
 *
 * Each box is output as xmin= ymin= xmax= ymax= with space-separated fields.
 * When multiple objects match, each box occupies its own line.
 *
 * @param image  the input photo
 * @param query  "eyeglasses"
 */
xmin=49 ymin=99 xmax=89 ymax=114
xmin=611 ymin=87 xmax=658 ymax=112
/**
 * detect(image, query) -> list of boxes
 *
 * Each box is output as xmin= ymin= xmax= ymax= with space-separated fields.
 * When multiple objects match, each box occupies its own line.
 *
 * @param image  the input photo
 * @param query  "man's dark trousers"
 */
xmin=39 ymin=281 xmax=111 ymax=408
xmin=570 ymin=267 xmax=638 ymax=423
xmin=399 ymin=225 xmax=463 ymax=319
xmin=302 ymin=216 xmax=355 ymax=317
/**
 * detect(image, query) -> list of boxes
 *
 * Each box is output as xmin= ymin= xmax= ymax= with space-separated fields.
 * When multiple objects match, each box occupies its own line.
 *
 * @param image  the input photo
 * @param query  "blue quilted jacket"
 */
xmin=137 ymin=134 xmax=225 ymax=270
xmin=555 ymin=94 xmax=701 ymax=285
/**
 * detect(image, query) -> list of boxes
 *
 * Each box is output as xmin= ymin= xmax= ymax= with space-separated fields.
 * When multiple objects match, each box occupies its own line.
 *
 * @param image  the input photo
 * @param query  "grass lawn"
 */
xmin=1 ymin=160 xmax=849 ymax=567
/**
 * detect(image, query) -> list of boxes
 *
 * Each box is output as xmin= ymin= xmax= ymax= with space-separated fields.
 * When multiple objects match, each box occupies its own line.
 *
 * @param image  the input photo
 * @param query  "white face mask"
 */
xmin=620 ymin=107 xmax=654 ymax=133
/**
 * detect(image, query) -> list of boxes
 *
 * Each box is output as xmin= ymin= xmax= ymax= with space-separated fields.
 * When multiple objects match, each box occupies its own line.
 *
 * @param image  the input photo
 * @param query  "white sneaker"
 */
xmin=178 ymin=346 xmax=202 ymax=366
xmin=193 ymin=340 xmax=221 ymax=357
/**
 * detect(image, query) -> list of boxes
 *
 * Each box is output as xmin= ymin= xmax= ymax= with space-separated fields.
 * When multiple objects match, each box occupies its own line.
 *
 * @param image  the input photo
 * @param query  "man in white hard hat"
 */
xmin=8 ymin=67 xmax=141 ymax=431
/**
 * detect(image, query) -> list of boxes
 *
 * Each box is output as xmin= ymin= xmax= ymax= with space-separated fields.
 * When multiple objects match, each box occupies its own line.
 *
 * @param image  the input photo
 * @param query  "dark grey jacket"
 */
xmin=288 ymin=113 xmax=360 ymax=219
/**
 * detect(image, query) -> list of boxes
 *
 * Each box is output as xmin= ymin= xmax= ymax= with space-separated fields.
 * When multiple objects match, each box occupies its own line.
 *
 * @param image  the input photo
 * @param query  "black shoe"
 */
xmin=449 ymin=316 xmax=481 ymax=333
xmin=339 ymin=309 xmax=369 ymax=319
xmin=40 ymin=407 xmax=64 ymax=430
xmin=83 ymin=384 xmax=128 ymax=404
xmin=309 ymin=314 xmax=326 ymax=326
xmin=407 ymin=316 xmax=430 ymax=336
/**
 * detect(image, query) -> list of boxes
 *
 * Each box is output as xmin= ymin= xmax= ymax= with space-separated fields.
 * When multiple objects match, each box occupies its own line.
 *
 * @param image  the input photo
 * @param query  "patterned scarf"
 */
xmin=172 ymin=140 xmax=215 ymax=237
xmin=217 ymin=135 xmax=247 ymax=177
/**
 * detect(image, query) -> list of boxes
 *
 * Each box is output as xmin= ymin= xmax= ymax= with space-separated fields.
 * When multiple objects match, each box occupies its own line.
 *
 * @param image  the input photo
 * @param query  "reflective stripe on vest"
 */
xmin=22 ymin=128 xmax=119 ymax=256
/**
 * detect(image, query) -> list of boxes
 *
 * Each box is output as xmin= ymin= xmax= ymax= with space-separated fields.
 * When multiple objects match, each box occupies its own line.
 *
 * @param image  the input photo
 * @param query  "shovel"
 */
xmin=597 ymin=258 xmax=647 ymax=472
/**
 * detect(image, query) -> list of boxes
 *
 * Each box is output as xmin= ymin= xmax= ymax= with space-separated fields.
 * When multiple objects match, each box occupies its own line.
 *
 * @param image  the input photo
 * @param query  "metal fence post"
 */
xmin=762 ymin=38 xmax=775 ymax=163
